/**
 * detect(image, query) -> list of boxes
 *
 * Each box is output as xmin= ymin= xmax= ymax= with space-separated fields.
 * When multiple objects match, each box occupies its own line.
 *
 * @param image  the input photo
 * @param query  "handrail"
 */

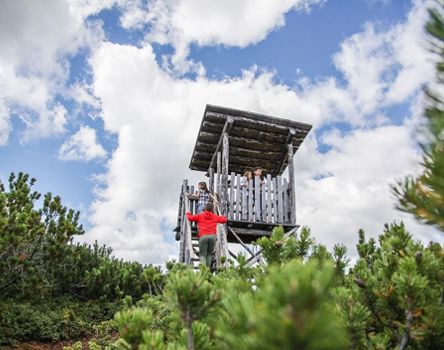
xmin=182 ymin=194 xmax=195 ymax=266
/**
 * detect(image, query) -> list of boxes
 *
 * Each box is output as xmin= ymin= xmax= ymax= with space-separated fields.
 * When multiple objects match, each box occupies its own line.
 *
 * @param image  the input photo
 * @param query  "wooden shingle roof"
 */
xmin=189 ymin=104 xmax=312 ymax=177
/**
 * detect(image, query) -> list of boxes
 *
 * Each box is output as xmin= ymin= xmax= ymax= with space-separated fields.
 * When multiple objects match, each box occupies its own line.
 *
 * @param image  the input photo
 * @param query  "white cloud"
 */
xmin=82 ymin=0 xmax=444 ymax=265
xmin=59 ymin=125 xmax=107 ymax=161
xmin=331 ymin=0 xmax=435 ymax=122
xmin=3 ymin=0 xmax=441 ymax=264
xmin=0 ymin=0 xmax=103 ymax=144
xmin=77 ymin=0 xmax=325 ymax=72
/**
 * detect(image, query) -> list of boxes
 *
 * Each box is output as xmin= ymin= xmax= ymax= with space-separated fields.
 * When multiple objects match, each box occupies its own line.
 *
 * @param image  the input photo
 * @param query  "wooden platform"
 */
xmin=226 ymin=220 xmax=297 ymax=244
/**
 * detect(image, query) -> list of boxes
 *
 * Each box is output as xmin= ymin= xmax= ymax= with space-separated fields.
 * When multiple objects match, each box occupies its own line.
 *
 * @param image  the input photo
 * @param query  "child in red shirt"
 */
xmin=186 ymin=202 xmax=227 ymax=267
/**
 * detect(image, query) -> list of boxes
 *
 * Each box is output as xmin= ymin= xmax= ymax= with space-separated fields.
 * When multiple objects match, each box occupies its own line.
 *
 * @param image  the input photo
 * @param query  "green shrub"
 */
xmin=0 ymin=297 xmax=120 ymax=346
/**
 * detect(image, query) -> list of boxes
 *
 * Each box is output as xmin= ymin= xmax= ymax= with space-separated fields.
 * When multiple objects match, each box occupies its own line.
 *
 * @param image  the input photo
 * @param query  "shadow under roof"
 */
xmin=189 ymin=104 xmax=312 ymax=177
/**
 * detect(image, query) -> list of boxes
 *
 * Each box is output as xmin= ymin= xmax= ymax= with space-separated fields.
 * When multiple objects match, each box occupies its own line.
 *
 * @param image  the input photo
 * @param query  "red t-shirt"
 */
xmin=186 ymin=211 xmax=227 ymax=238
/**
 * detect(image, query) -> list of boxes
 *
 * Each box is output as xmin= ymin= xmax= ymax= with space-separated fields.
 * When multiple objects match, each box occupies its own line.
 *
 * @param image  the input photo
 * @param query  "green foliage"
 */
xmin=0 ymin=172 xmax=165 ymax=302
xmin=0 ymin=172 xmax=84 ymax=298
xmin=219 ymin=259 xmax=348 ymax=350
xmin=344 ymin=223 xmax=444 ymax=349
xmin=256 ymin=225 xmax=316 ymax=264
xmin=392 ymin=0 xmax=444 ymax=232
xmin=0 ymin=297 xmax=119 ymax=346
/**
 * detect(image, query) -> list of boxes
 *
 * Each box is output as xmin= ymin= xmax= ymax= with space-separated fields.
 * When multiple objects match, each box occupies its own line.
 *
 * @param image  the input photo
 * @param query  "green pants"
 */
xmin=199 ymin=235 xmax=216 ymax=267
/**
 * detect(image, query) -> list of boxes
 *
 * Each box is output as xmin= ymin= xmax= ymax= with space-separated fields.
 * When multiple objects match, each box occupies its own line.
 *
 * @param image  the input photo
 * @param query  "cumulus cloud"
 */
xmin=0 ymin=0 xmax=103 ymax=144
xmin=70 ymin=0 xmax=325 ymax=72
xmin=59 ymin=125 xmax=107 ymax=161
xmin=331 ymin=0 xmax=435 ymax=122
xmin=82 ymin=0 xmax=443 ymax=265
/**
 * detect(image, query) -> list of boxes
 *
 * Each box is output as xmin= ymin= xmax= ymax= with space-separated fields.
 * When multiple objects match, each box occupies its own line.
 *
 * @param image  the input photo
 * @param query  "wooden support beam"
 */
xmin=216 ymin=152 xmax=221 ymax=195
xmin=287 ymin=142 xmax=296 ymax=224
xmin=221 ymin=131 xmax=229 ymax=215
xmin=208 ymin=117 xmax=234 ymax=173
xmin=277 ymin=128 xmax=296 ymax=175
xmin=227 ymin=226 xmax=255 ymax=257
xmin=209 ymin=168 xmax=214 ymax=193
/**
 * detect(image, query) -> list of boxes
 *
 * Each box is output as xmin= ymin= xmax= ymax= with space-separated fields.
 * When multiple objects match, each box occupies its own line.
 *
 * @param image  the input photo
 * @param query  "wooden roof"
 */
xmin=189 ymin=104 xmax=312 ymax=177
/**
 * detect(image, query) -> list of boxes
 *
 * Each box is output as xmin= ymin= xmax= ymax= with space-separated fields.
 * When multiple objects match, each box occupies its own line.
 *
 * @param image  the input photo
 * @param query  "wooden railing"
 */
xmin=213 ymin=173 xmax=294 ymax=224
xmin=178 ymin=180 xmax=227 ymax=269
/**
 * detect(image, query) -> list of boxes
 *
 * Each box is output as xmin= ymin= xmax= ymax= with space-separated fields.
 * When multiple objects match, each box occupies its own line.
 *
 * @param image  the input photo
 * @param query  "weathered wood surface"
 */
xmin=216 ymin=172 xmax=296 ymax=225
xmin=190 ymin=104 xmax=311 ymax=177
xmin=287 ymin=142 xmax=296 ymax=224
xmin=272 ymin=177 xmax=278 ymax=224
xmin=208 ymin=168 xmax=214 ymax=193
xmin=241 ymin=179 xmax=248 ymax=221
xmin=282 ymin=179 xmax=288 ymax=223
xmin=266 ymin=174 xmax=272 ymax=223
xmin=236 ymin=173 xmax=241 ymax=220
xmin=216 ymin=152 xmax=221 ymax=195
xmin=248 ymin=179 xmax=254 ymax=221
xmin=254 ymin=176 xmax=261 ymax=222
xmin=208 ymin=117 xmax=234 ymax=172
xmin=221 ymin=132 xmax=229 ymax=215
xmin=277 ymin=175 xmax=284 ymax=223
xmin=229 ymin=172 xmax=235 ymax=220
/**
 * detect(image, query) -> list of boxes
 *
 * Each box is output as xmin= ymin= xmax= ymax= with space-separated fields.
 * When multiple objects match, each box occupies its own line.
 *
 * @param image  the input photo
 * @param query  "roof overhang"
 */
xmin=189 ymin=104 xmax=312 ymax=177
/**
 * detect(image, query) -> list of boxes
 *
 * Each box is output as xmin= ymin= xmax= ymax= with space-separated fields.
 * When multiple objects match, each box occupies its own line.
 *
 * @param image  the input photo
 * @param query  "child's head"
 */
xmin=253 ymin=167 xmax=263 ymax=177
xmin=198 ymin=182 xmax=209 ymax=192
xmin=243 ymin=170 xmax=252 ymax=179
xmin=204 ymin=202 xmax=214 ymax=212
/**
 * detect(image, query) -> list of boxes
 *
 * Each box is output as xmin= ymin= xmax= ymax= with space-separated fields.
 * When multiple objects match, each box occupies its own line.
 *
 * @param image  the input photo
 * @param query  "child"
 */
xmin=253 ymin=167 xmax=267 ymax=186
xmin=186 ymin=202 xmax=227 ymax=267
xmin=187 ymin=182 xmax=210 ymax=213
xmin=240 ymin=170 xmax=252 ymax=188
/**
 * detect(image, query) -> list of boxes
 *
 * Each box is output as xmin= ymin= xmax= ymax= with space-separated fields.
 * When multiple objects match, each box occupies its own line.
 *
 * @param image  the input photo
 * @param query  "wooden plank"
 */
xmin=277 ymin=176 xmax=284 ymax=223
xmin=216 ymin=151 xmax=221 ymax=195
xmin=206 ymin=109 xmax=311 ymax=134
xmin=208 ymin=117 xmax=234 ymax=172
xmin=209 ymin=168 xmax=214 ymax=193
xmin=227 ymin=226 xmax=255 ymax=257
xmin=241 ymin=177 xmax=248 ymax=221
xmin=248 ymin=179 xmax=253 ymax=221
xmin=282 ymin=179 xmax=288 ymax=223
xmin=272 ymin=177 xmax=278 ymax=224
xmin=229 ymin=147 xmax=284 ymax=162
xmin=221 ymin=132 xmax=229 ymax=215
xmin=190 ymin=185 xmax=195 ymax=214
xmin=236 ymin=174 xmax=241 ymax=220
xmin=266 ymin=174 xmax=272 ymax=223
xmin=229 ymin=172 xmax=235 ymax=219
xmin=287 ymin=142 xmax=296 ymax=224
xmin=261 ymin=178 xmax=267 ymax=222
xmin=254 ymin=176 xmax=261 ymax=222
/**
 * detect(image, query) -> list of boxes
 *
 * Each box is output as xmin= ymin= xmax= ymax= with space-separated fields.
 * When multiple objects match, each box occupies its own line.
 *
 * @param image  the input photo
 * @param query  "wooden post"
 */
xmin=272 ymin=177 xmax=278 ymax=223
xmin=287 ymin=143 xmax=296 ymax=224
xmin=209 ymin=168 xmax=214 ymax=193
xmin=266 ymin=174 xmax=272 ymax=223
xmin=229 ymin=172 xmax=235 ymax=219
xmin=254 ymin=176 xmax=261 ymax=221
xmin=221 ymin=132 xmax=229 ymax=215
xmin=248 ymin=179 xmax=253 ymax=221
xmin=242 ymin=180 xmax=248 ymax=221
xmin=282 ymin=179 xmax=288 ymax=223
xmin=216 ymin=151 xmax=221 ymax=195
xmin=277 ymin=175 xmax=283 ymax=223
xmin=236 ymin=173 xmax=241 ymax=220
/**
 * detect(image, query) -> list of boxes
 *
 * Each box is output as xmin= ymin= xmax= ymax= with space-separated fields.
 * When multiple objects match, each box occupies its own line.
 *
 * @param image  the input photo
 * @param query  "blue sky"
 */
xmin=0 ymin=0 xmax=440 ymax=264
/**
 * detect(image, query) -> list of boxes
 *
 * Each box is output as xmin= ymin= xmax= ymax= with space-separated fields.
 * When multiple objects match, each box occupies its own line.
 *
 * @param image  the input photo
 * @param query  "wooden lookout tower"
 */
xmin=176 ymin=104 xmax=312 ymax=268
